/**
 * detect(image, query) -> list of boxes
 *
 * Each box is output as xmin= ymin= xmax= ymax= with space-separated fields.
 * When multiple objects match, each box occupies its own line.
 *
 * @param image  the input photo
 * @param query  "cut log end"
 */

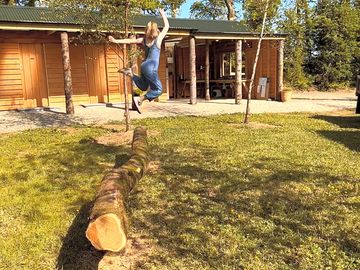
xmin=85 ymin=214 xmax=127 ymax=252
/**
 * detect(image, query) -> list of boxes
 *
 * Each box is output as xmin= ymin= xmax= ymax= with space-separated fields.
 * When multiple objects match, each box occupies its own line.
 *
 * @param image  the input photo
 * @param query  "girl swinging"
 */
xmin=108 ymin=8 xmax=169 ymax=114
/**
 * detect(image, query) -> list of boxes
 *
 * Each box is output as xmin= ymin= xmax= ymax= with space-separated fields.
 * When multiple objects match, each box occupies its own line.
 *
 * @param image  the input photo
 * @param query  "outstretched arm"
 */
xmin=156 ymin=9 xmax=169 ymax=48
xmin=108 ymin=36 xmax=143 ymax=44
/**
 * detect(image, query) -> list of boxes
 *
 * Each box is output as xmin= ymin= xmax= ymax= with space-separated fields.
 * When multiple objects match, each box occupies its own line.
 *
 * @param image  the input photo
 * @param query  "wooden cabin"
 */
xmin=0 ymin=6 xmax=285 ymax=110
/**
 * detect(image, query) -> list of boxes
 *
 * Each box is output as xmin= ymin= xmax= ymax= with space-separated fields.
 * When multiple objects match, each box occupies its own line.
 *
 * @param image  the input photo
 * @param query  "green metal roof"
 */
xmin=135 ymin=15 xmax=251 ymax=34
xmin=0 ymin=5 xmax=252 ymax=34
xmin=0 ymin=5 xmax=80 ymax=24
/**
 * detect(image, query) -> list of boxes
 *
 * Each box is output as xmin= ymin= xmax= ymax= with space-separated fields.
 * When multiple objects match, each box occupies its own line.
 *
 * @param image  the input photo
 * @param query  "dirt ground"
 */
xmin=0 ymin=89 xmax=357 ymax=133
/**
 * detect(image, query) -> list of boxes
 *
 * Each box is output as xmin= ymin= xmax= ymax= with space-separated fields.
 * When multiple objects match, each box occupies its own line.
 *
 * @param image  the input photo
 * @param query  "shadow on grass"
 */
xmin=313 ymin=114 xmax=360 ymax=129
xmin=57 ymin=203 xmax=104 ymax=270
xmin=313 ymin=114 xmax=360 ymax=152
xmin=55 ymin=141 xmax=132 ymax=269
xmin=317 ymin=130 xmax=360 ymax=152
xmin=128 ymin=143 xmax=359 ymax=268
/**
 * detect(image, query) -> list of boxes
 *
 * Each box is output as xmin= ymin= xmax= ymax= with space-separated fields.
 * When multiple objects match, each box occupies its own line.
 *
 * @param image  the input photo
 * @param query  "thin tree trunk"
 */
xmin=189 ymin=36 xmax=197 ymax=105
xmin=235 ymin=39 xmax=242 ymax=104
xmin=86 ymin=127 xmax=149 ymax=252
xmin=60 ymin=32 xmax=74 ymax=115
xmin=171 ymin=5 xmax=178 ymax=18
xmin=224 ymin=0 xmax=235 ymax=21
xmin=123 ymin=1 xmax=130 ymax=131
xmin=205 ymin=40 xmax=210 ymax=101
xmin=244 ymin=0 xmax=269 ymax=124
xmin=130 ymin=35 xmax=138 ymax=111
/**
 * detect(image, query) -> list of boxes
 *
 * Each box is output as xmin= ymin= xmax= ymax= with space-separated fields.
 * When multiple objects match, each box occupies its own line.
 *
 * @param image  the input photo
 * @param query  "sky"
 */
xmin=176 ymin=0 xmax=242 ymax=19
xmin=178 ymin=0 xmax=196 ymax=18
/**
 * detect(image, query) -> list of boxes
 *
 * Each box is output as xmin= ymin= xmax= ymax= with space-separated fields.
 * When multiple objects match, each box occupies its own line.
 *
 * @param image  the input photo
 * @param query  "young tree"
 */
xmin=244 ymin=0 xmax=269 ymax=124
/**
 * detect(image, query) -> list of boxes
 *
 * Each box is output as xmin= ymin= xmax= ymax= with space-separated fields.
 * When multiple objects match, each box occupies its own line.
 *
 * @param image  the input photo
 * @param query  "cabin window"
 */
xmin=221 ymin=52 xmax=246 ymax=78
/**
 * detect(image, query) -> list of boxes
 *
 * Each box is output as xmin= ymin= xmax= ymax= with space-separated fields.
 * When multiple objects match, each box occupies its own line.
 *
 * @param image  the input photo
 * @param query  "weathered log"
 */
xmin=86 ymin=127 xmax=149 ymax=252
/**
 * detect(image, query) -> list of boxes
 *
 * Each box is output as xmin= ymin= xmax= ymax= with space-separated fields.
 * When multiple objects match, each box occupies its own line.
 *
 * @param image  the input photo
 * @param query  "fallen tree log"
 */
xmin=86 ymin=127 xmax=149 ymax=252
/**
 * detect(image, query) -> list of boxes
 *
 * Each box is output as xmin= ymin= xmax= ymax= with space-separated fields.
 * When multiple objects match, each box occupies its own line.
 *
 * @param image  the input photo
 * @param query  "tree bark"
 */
xmin=244 ymin=0 xmax=269 ymax=124
xmin=130 ymin=35 xmax=138 ymax=111
xmin=205 ymin=40 xmax=210 ymax=101
xmin=277 ymin=39 xmax=284 ymax=101
xmin=235 ymin=39 xmax=242 ymax=104
xmin=60 ymin=32 xmax=74 ymax=115
xmin=123 ymin=1 xmax=130 ymax=131
xmin=189 ymin=36 xmax=197 ymax=105
xmin=224 ymin=0 xmax=235 ymax=21
xmin=86 ymin=127 xmax=149 ymax=252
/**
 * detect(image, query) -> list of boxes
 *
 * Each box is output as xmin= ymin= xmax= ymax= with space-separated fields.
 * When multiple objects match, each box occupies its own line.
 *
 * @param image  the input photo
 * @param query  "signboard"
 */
xmin=256 ymin=77 xmax=269 ymax=100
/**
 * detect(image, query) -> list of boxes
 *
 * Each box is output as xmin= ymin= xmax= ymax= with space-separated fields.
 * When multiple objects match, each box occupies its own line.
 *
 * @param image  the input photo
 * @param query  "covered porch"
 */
xmin=166 ymin=35 xmax=284 ymax=104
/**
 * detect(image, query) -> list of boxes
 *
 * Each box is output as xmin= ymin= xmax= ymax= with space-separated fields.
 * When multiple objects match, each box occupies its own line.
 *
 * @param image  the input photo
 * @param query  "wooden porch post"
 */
xmin=189 ymin=36 xmax=197 ymax=105
xmin=235 ymin=39 xmax=242 ymax=104
xmin=205 ymin=40 xmax=210 ymax=101
xmin=277 ymin=39 xmax=284 ymax=101
xmin=60 ymin=32 xmax=74 ymax=115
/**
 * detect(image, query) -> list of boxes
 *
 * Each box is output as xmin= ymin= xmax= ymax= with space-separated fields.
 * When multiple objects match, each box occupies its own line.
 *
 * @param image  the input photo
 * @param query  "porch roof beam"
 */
xmin=194 ymin=35 xmax=285 ymax=40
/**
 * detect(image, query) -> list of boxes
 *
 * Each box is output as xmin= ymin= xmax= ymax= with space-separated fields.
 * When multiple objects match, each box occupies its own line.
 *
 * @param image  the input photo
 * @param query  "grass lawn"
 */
xmin=0 ymin=111 xmax=359 ymax=269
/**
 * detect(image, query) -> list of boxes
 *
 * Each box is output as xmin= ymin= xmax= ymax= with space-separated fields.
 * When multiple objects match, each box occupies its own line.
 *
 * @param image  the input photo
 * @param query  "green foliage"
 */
xmin=279 ymin=0 xmax=359 ymax=90
xmin=242 ymin=0 xmax=282 ymax=31
xmin=308 ymin=0 xmax=359 ymax=89
xmin=190 ymin=0 xmax=228 ymax=20
xmin=46 ymin=0 xmax=161 ymax=43
xmin=280 ymin=0 xmax=313 ymax=89
xmin=161 ymin=0 xmax=186 ymax=17
xmin=0 ymin=112 xmax=359 ymax=268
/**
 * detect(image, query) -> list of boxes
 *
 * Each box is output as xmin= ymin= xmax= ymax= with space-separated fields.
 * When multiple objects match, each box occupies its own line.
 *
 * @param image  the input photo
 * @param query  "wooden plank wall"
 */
xmin=106 ymin=45 xmax=124 ymax=102
xmin=158 ymin=44 xmax=167 ymax=101
xmin=44 ymin=43 xmax=67 ymax=106
xmin=244 ymin=40 xmax=278 ymax=99
xmin=0 ymin=43 xmax=24 ymax=110
xmin=0 ymin=31 xmax=168 ymax=110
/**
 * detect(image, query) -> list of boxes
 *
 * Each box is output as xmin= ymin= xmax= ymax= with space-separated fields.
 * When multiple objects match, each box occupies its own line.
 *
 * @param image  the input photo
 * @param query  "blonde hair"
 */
xmin=145 ymin=21 xmax=159 ymax=41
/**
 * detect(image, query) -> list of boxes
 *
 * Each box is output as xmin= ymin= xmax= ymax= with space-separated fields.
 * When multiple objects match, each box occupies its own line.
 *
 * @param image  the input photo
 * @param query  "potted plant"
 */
xmin=281 ymin=87 xmax=292 ymax=102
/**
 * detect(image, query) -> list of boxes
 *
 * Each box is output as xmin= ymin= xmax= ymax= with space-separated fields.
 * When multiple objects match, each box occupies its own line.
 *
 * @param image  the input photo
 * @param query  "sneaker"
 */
xmin=118 ymin=68 xmax=133 ymax=77
xmin=132 ymin=96 xmax=142 ymax=114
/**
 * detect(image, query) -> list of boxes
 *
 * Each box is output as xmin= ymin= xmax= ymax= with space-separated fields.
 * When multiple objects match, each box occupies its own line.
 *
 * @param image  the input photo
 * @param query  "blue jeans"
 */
xmin=132 ymin=60 xmax=162 ymax=101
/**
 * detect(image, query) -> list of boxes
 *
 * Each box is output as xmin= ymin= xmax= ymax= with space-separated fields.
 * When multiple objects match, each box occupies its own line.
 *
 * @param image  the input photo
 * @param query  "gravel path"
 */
xmin=0 ymin=90 xmax=357 ymax=133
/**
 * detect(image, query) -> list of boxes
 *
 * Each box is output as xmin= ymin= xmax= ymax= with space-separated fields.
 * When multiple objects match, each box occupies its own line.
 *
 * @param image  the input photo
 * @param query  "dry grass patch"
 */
xmin=95 ymin=131 xmax=133 ymax=146
xmin=228 ymin=121 xmax=280 ymax=129
xmin=98 ymin=236 xmax=155 ymax=270
xmin=95 ymin=128 xmax=160 ymax=147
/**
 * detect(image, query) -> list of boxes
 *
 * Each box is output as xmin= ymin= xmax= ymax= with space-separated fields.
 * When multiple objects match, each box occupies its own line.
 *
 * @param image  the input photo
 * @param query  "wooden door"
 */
xmin=70 ymin=45 xmax=90 ymax=103
xmin=20 ymin=44 xmax=48 ymax=108
xmin=85 ymin=45 xmax=108 ymax=103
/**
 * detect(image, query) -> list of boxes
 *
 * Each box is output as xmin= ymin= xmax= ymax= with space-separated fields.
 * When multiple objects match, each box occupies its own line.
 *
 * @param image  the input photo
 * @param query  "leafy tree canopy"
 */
xmin=190 ymin=0 xmax=228 ymax=20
